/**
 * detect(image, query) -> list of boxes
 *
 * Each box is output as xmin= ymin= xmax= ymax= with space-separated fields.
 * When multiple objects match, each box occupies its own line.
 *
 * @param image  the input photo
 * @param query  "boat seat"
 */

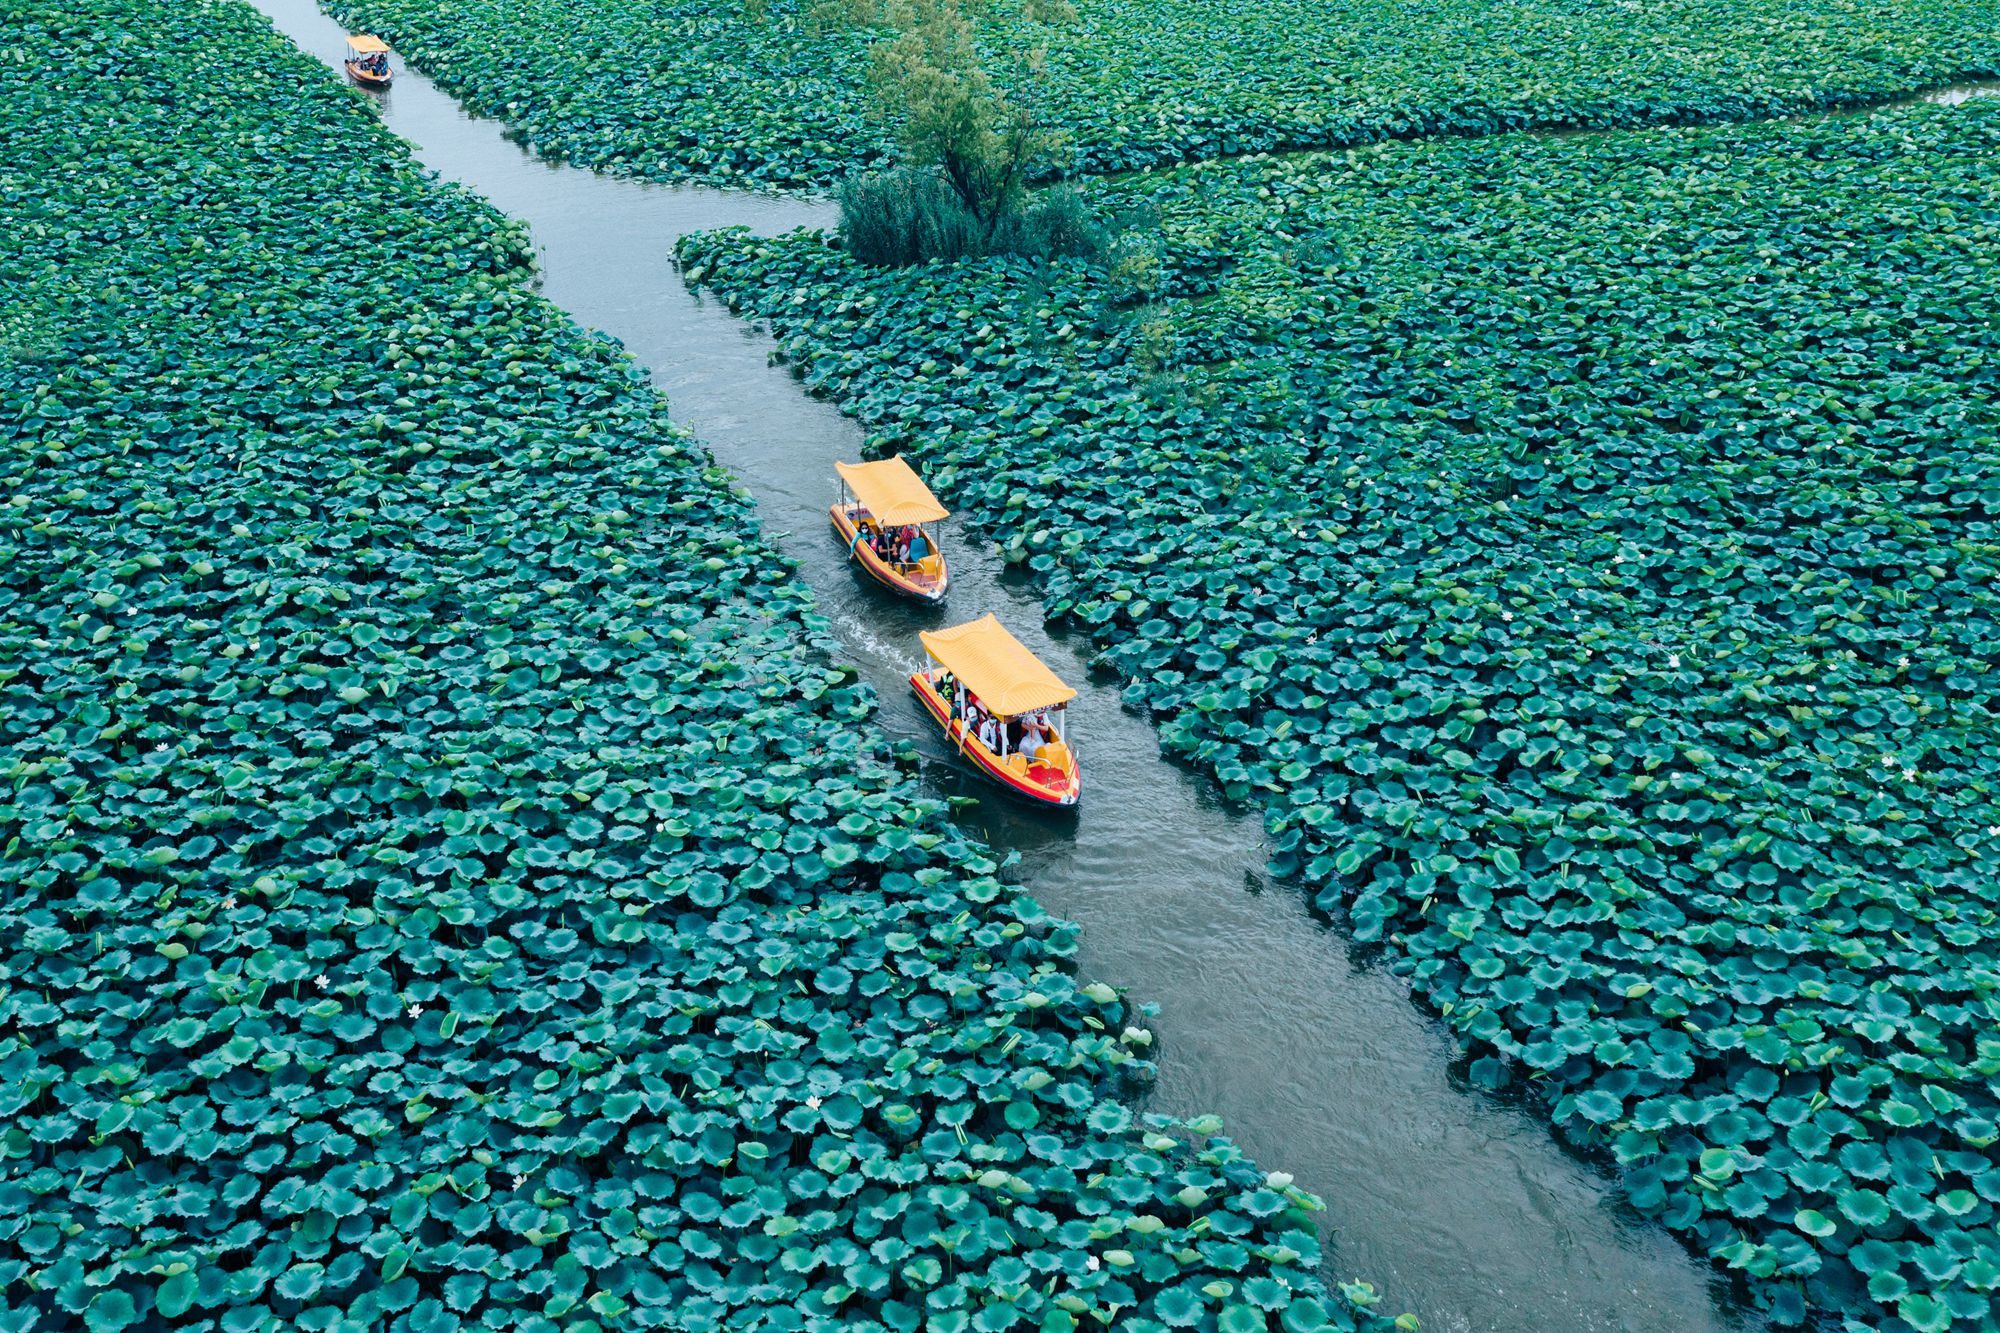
xmin=1038 ymin=741 xmax=1072 ymax=770
xmin=1003 ymin=753 xmax=1030 ymax=776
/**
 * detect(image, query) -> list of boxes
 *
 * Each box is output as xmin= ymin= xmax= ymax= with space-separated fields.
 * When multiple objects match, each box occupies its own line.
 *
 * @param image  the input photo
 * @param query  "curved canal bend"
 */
xmin=244 ymin=3 xmax=1780 ymax=1327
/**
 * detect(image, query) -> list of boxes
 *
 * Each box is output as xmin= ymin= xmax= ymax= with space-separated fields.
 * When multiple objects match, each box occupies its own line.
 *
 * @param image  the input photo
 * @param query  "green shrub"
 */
xmin=1000 ymin=182 xmax=1103 ymax=258
xmin=837 ymin=166 xmax=987 ymax=262
xmin=839 ymin=166 xmax=1102 ymax=264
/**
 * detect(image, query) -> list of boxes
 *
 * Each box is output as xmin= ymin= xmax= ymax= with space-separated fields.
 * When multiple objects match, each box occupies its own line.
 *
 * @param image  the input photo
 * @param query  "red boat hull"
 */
xmin=910 ymin=672 xmax=1079 ymax=808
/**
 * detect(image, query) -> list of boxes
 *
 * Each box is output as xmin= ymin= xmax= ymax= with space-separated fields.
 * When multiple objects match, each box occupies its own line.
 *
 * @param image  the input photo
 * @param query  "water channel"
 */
xmin=238 ymin=2 xmax=1807 ymax=1326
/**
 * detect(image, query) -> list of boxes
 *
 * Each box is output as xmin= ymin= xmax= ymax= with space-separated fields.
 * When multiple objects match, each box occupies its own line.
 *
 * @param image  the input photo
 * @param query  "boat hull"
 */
xmin=344 ymin=61 xmax=392 ymax=88
xmin=831 ymin=505 xmax=947 ymax=605
xmin=910 ymin=672 xmax=1079 ymax=808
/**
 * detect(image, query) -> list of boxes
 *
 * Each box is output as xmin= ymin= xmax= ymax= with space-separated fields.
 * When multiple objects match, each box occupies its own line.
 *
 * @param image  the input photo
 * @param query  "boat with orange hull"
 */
xmin=830 ymin=457 xmax=948 ymax=605
xmin=344 ymin=34 xmax=392 ymax=88
xmin=911 ymin=615 xmax=1079 ymax=808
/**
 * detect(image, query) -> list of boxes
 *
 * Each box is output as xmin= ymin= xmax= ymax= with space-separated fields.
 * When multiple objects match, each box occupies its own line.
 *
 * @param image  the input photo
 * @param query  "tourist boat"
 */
xmin=911 ymin=614 xmax=1079 ymax=807
xmin=344 ymin=35 xmax=393 ymax=88
xmin=830 ymin=457 xmax=949 ymax=605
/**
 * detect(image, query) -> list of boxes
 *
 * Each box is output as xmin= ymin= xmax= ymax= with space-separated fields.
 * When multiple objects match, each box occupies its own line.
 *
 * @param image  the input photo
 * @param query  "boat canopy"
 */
xmin=836 ymin=457 xmax=949 ymax=526
xmin=920 ymin=614 xmax=1075 ymax=717
xmin=346 ymin=34 xmax=390 ymax=54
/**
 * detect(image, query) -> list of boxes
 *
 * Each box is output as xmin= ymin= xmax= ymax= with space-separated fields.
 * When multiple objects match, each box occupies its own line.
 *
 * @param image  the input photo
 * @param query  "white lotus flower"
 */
xmin=806 ymin=1095 xmax=822 ymax=1109
xmin=1667 ymin=654 xmax=1680 ymax=667
xmin=513 ymin=1174 xmax=527 ymax=1188
xmin=407 ymin=1004 xmax=422 ymax=1019
xmin=314 ymin=976 xmax=329 ymax=990
xmin=1085 ymin=1255 xmax=1100 ymax=1272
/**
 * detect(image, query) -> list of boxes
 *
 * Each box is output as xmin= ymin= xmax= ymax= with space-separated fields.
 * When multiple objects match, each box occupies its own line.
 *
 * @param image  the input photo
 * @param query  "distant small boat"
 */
xmin=830 ymin=456 xmax=949 ymax=605
xmin=344 ymin=34 xmax=392 ymax=88
xmin=911 ymin=614 xmax=1079 ymax=807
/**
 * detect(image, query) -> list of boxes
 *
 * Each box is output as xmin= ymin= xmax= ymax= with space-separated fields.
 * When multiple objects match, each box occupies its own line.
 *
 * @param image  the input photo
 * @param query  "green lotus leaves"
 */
xmin=327 ymin=0 xmax=1999 ymax=190
xmin=0 ymin=1 xmax=1401 ymax=1330
xmin=683 ymin=98 xmax=2000 ymax=1329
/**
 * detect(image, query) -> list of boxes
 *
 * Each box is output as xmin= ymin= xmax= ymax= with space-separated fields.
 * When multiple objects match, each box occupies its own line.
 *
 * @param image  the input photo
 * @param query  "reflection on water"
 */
xmin=243 ymin=2 xmax=1772 ymax=1327
xmin=1924 ymin=81 xmax=2000 ymax=105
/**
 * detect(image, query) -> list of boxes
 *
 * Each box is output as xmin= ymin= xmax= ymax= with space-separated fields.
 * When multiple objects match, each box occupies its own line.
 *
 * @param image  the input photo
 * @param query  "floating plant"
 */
xmin=681 ymin=102 xmax=2000 ymax=1329
xmin=0 ymin=4 xmax=1396 ymax=1330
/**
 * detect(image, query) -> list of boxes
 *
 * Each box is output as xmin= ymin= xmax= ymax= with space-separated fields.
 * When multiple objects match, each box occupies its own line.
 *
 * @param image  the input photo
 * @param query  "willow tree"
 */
xmin=866 ymin=0 xmax=1051 ymax=237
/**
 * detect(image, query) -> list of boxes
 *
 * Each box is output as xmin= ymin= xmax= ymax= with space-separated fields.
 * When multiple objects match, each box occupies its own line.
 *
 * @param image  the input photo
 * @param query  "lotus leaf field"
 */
xmin=323 ymin=0 xmax=2000 ymax=189
xmin=680 ymin=102 xmax=2000 ymax=1330
xmin=0 ymin=3 xmax=1400 ymax=1330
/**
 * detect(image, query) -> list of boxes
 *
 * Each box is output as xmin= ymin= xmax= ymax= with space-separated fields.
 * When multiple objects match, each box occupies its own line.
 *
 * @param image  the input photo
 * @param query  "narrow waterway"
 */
xmin=244 ymin=3 xmax=1773 ymax=1327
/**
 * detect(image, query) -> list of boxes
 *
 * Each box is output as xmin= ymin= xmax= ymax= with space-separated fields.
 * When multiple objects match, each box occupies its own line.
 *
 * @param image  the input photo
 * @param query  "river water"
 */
xmin=241 ymin=3 xmax=1788 ymax=1327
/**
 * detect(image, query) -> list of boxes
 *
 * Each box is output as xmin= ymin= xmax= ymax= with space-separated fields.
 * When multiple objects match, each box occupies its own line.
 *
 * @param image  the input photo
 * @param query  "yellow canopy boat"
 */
xmin=830 ymin=457 xmax=949 ymax=605
xmin=344 ymin=34 xmax=392 ymax=88
xmin=910 ymin=614 xmax=1079 ymax=807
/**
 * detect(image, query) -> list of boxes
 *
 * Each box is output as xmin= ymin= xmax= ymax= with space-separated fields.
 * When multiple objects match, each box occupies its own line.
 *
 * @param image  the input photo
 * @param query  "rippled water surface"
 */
xmin=240 ymin=4 xmax=1783 ymax=1326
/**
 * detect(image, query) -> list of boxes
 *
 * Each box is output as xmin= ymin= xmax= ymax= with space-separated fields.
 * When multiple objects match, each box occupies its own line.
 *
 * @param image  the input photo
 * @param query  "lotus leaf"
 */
xmin=682 ymin=97 xmax=2000 ymax=1328
xmin=0 ymin=2 xmax=1399 ymax=1329
xmin=323 ymin=0 xmax=2000 ymax=189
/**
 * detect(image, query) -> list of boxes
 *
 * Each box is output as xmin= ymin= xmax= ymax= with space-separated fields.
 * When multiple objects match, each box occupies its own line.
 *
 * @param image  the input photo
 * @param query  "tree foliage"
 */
xmin=845 ymin=0 xmax=1101 ymax=264
xmin=866 ymin=0 xmax=1047 ymax=231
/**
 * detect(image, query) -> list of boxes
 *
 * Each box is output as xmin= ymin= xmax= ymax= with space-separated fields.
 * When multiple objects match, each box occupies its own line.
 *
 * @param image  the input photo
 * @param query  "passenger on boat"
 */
xmin=977 ymin=711 xmax=999 ymax=752
xmin=1018 ymin=712 xmax=1048 ymax=759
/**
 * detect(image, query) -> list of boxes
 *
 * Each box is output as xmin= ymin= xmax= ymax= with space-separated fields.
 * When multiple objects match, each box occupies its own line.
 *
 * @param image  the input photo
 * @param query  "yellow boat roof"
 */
xmin=921 ymin=614 xmax=1075 ymax=717
xmin=346 ymin=34 xmax=390 ymax=54
xmin=836 ymin=457 xmax=949 ymax=525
